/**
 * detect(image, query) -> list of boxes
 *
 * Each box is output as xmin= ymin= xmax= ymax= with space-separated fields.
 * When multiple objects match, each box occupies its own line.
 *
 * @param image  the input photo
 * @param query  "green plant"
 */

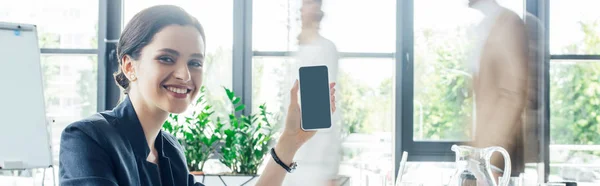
xmin=163 ymin=86 xmax=223 ymax=172
xmin=219 ymin=87 xmax=274 ymax=175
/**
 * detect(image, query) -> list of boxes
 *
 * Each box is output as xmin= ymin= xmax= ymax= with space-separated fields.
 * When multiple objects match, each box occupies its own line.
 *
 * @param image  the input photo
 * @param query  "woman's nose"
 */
xmin=173 ymin=65 xmax=191 ymax=81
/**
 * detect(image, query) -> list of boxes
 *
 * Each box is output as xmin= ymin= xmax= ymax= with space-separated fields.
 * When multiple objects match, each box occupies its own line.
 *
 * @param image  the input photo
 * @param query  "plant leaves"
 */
xmin=224 ymin=87 xmax=234 ymax=100
xmin=235 ymin=104 xmax=246 ymax=112
xmin=163 ymin=85 xmax=277 ymax=175
xmin=232 ymin=97 xmax=241 ymax=105
xmin=184 ymin=132 xmax=194 ymax=141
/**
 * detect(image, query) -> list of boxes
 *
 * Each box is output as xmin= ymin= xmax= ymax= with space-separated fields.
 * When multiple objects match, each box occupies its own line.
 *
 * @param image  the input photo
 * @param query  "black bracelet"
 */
xmin=270 ymin=148 xmax=297 ymax=173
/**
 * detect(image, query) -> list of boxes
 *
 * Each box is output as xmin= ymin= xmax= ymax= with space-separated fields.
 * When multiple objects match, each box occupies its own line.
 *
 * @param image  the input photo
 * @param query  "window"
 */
xmin=338 ymin=58 xmax=395 ymax=135
xmin=123 ymin=0 xmax=234 ymax=116
xmin=337 ymin=58 xmax=395 ymax=185
xmin=549 ymin=61 xmax=600 ymax=183
xmin=549 ymin=1 xmax=600 ymax=182
xmin=404 ymin=0 xmax=526 ymax=161
xmin=0 ymin=0 xmax=98 ymax=49
xmin=42 ymin=55 xmax=98 ymax=164
xmin=252 ymin=57 xmax=293 ymax=129
xmin=413 ymin=0 xmax=480 ymax=142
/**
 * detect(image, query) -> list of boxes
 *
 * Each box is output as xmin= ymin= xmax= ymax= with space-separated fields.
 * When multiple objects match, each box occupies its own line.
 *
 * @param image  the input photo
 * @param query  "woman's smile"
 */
xmin=163 ymin=84 xmax=194 ymax=99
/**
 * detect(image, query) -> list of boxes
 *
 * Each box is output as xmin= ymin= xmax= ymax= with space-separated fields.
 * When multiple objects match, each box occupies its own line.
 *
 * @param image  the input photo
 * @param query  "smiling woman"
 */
xmin=123 ymin=0 xmax=234 ymax=120
xmin=116 ymin=22 xmax=205 ymax=113
xmin=59 ymin=5 xmax=210 ymax=186
xmin=59 ymin=4 xmax=337 ymax=186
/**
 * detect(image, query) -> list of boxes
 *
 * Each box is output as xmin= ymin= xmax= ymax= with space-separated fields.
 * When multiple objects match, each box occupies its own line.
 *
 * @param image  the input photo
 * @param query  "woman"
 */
xmin=59 ymin=5 xmax=336 ymax=186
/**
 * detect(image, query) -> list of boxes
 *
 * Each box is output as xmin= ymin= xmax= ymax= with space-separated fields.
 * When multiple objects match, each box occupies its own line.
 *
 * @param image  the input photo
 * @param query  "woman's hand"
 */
xmin=272 ymin=80 xmax=336 ymax=167
xmin=256 ymin=80 xmax=336 ymax=186
xmin=279 ymin=79 xmax=337 ymax=151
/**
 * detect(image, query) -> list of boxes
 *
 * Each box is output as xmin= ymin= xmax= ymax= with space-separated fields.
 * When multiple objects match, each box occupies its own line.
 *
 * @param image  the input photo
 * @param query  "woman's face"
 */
xmin=127 ymin=25 xmax=205 ymax=114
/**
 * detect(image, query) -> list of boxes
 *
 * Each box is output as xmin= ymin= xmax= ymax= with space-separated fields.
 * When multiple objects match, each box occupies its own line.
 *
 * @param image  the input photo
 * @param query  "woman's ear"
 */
xmin=121 ymin=55 xmax=137 ymax=81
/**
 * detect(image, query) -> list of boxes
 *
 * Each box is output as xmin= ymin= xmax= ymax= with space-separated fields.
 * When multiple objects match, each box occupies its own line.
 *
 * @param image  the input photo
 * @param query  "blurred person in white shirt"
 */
xmin=282 ymin=0 xmax=342 ymax=185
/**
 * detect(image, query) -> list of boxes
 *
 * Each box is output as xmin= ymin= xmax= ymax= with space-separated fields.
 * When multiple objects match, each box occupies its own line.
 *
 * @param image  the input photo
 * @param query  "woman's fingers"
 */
xmin=330 ymin=82 xmax=336 ymax=95
xmin=330 ymin=92 xmax=336 ymax=112
xmin=331 ymin=103 xmax=336 ymax=112
xmin=290 ymin=79 xmax=299 ymax=103
xmin=329 ymin=82 xmax=337 ymax=113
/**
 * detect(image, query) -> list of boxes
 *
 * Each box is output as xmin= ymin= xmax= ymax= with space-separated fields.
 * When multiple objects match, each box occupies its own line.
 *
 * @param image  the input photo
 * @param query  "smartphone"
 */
xmin=298 ymin=65 xmax=332 ymax=131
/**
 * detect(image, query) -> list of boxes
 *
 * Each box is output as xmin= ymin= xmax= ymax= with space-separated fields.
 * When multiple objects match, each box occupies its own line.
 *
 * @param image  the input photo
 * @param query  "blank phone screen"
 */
xmin=299 ymin=65 xmax=332 ymax=130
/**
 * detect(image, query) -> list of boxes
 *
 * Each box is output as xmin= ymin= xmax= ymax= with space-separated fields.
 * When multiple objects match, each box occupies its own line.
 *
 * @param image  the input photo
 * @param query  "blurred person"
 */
xmin=282 ymin=0 xmax=342 ymax=185
xmin=464 ymin=0 xmax=529 ymax=177
xmin=59 ymin=5 xmax=337 ymax=186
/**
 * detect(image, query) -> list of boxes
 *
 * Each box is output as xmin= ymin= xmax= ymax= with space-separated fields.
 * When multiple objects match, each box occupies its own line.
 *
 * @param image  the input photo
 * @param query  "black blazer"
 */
xmin=59 ymin=97 xmax=204 ymax=186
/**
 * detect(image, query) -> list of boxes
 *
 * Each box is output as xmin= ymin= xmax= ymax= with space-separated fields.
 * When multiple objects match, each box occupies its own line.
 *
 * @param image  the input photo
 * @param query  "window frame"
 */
xmin=97 ymin=0 xmax=122 ymax=112
xmin=100 ymin=0 xmax=553 ymax=182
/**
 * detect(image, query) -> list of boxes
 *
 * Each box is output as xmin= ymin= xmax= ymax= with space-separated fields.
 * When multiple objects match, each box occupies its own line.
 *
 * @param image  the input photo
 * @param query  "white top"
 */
xmin=282 ymin=36 xmax=342 ymax=186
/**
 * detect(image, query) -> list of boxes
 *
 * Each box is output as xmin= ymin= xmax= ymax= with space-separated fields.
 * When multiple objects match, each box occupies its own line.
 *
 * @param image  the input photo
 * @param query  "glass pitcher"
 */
xmin=447 ymin=145 xmax=511 ymax=186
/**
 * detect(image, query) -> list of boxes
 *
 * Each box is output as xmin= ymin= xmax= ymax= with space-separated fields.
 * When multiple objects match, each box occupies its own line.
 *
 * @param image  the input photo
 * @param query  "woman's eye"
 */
xmin=158 ymin=56 xmax=175 ymax=63
xmin=189 ymin=61 xmax=203 ymax=68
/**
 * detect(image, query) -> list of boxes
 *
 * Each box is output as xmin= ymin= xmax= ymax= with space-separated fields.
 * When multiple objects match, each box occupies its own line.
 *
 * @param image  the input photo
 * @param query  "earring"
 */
xmin=130 ymin=74 xmax=137 ymax=81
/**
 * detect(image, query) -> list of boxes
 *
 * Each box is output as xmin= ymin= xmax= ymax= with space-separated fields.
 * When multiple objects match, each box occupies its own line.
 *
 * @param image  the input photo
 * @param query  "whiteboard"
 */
xmin=0 ymin=22 xmax=52 ymax=169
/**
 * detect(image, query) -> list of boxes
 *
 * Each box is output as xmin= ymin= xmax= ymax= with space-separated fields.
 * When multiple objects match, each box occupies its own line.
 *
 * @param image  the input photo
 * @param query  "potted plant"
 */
xmin=197 ymin=87 xmax=274 ymax=185
xmin=164 ymin=86 xmax=275 ymax=185
xmin=220 ymin=87 xmax=274 ymax=175
xmin=163 ymin=86 xmax=223 ymax=175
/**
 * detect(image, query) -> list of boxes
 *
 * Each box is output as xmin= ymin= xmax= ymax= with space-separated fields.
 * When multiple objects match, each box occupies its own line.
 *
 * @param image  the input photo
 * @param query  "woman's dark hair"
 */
xmin=114 ymin=5 xmax=206 ymax=93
